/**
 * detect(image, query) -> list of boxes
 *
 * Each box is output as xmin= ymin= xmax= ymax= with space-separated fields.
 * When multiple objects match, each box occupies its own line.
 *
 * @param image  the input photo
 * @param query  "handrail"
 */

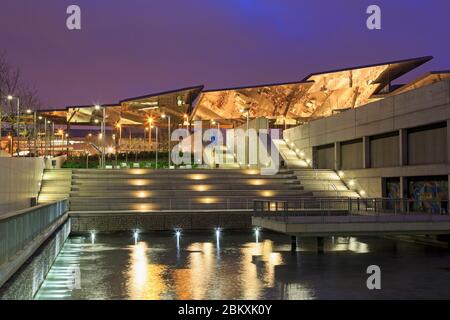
xmin=0 ymin=199 xmax=69 ymax=275
xmin=0 ymin=200 xmax=68 ymax=222
xmin=253 ymin=197 xmax=450 ymax=217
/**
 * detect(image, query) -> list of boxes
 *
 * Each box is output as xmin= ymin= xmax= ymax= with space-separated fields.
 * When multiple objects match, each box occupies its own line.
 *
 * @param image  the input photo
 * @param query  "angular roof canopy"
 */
xmin=38 ymin=56 xmax=434 ymax=127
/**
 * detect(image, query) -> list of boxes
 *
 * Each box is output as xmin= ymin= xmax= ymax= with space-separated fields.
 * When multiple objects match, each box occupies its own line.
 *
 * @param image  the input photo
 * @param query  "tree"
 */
xmin=0 ymin=51 xmax=41 ymax=155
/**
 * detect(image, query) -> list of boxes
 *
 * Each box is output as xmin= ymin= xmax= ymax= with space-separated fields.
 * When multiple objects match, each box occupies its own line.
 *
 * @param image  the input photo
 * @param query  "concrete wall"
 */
xmin=71 ymin=211 xmax=252 ymax=232
xmin=0 ymin=158 xmax=45 ymax=214
xmin=283 ymin=78 xmax=450 ymax=198
xmin=283 ymin=78 xmax=450 ymax=156
xmin=0 ymin=221 xmax=70 ymax=300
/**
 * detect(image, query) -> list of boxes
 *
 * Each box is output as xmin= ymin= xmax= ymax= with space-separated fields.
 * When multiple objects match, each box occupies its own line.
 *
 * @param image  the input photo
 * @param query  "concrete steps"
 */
xmin=39 ymin=168 xmax=307 ymax=211
xmin=273 ymin=139 xmax=308 ymax=168
xmin=293 ymin=168 xmax=360 ymax=198
xmin=38 ymin=169 xmax=72 ymax=204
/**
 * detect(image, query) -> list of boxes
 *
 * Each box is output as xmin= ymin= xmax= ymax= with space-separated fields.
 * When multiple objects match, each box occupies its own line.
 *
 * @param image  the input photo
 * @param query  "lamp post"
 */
xmin=6 ymin=95 xmax=20 ymax=156
xmin=161 ymin=113 xmax=171 ymax=168
xmin=95 ymin=104 xmax=106 ymax=169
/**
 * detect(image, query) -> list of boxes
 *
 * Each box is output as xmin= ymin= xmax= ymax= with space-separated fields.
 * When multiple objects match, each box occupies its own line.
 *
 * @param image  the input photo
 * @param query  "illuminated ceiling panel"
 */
xmin=38 ymin=56 xmax=435 ymax=126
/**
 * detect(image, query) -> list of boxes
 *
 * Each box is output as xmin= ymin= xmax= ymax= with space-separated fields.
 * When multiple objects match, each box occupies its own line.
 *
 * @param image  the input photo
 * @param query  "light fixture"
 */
xmin=7 ymin=95 xmax=13 ymax=100
xmin=349 ymin=179 xmax=355 ymax=187
xmin=360 ymin=190 xmax=366 ymax=196
xmin=338 ymin=171 xmax=344 ymax=177
xmin=161 ymin=113 xmax=166 ymax=119
xmin=94 ymin=119 xmax=99 ymax=123
xmin=26 ymin=109 xmax=32 ymax=114
xmin=94 ymin=104 xmax=101 ymax=110
xmin=133 ymin=230 xmax=139 ymax=243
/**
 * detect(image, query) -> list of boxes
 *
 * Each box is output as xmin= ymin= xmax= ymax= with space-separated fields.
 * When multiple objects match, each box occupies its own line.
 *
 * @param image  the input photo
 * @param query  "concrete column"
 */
xmin=399 ymin=128 xmax=408 ymax=166
xmin=334 ymin=141 xmax=341 ymax=171
xmin=291 ymin=236 xmax=297 ymax=252
xmin=317 ymin=237 xmax=324 ymax=254
xmin=363 ymin=136 xmax=370 ymax=169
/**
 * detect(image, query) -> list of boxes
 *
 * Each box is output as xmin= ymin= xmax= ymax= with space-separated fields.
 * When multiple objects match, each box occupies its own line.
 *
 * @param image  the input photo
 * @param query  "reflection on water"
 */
xmin=36 ymin=231 xmax=450 ymax=300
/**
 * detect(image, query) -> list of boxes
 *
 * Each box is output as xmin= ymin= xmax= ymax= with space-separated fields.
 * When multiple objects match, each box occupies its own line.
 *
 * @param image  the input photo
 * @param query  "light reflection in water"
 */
xmin=36 ymin=233 xmax=390 ymax=300
xmin=127 ymin=241 xmax=167 ymax=299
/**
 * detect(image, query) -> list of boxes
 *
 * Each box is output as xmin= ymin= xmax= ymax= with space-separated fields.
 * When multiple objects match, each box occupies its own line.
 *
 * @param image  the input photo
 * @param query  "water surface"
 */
xmin=35 ymin=231 xmax=450 ymax=300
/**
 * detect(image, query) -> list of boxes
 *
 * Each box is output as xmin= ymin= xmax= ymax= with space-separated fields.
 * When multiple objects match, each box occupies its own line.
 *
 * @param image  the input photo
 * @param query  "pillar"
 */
xmin=317 ymin=237 xmax=324 ymax=254
xmin=291 ymin=236 xmax=297 ymax=252
xmin=399 ymin=128 xmax=408 ymax=166
xmin=334 ymin=141 xmax=341 ymax=171
xmin=363 ymin=136 xmax=370 ymax=169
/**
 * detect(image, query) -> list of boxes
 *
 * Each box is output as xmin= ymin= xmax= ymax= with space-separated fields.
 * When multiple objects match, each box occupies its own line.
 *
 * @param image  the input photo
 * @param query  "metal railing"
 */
xmin=0 ymin=199 xmax=68 ymax=268
xmin=253 ymin=198 xmax=450 ymax=222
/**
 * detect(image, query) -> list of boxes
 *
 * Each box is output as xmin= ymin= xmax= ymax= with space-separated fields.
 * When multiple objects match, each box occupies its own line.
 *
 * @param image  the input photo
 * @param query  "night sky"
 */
xmin=1 ymin=0 xmax=450 ymax=108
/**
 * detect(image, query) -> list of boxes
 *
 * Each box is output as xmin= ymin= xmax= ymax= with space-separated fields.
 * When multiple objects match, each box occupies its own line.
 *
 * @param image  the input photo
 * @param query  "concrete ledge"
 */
xmin=252 ymin=216 xmax=450 ymax=237
xmin=0 ymin=213 xmax=70 ymax=297
xmin=70 ymin=210 xmax=253 ymax=231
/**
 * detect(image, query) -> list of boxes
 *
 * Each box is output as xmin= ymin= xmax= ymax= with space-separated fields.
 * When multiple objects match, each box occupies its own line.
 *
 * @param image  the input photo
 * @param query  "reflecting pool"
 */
xmin=35 ymin=231 xmax=450 ymax=300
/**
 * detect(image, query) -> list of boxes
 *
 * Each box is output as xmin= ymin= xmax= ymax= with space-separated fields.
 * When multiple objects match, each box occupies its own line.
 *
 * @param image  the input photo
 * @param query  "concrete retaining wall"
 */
xmin=70 ymin=211 xmax=252 ymax=232
xmin=0 ymin=220 xmax=70 ymax=300
xmin=0 ymin=157 xmax=45 ymax=214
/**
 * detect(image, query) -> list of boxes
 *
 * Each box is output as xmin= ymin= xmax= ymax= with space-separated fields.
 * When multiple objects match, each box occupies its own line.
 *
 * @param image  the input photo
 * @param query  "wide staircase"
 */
xmin=38 ymin=169 xmax=73 ymax=204
xmin=293 ymin=169 xmax=359 ymax=198
xmin=39 ymin=169 xmax=310 ymax=211
xmin=273 ymin=139 xmax=308 ymax=168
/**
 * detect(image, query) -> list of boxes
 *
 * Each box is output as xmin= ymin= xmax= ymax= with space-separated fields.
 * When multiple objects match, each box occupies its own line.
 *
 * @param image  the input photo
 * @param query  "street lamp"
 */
xmin=5 ymin=95 xmax=20 ymax=156
xmin=94 ymin=104 xmax=106 ymax=169
xmin=161 ymin=113 xmax=171 ymax=168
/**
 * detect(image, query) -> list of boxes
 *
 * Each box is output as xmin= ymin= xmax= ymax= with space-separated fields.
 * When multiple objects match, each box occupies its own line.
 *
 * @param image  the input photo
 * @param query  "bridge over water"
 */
xmin=252 ymin=198 xmax=450 ymax=252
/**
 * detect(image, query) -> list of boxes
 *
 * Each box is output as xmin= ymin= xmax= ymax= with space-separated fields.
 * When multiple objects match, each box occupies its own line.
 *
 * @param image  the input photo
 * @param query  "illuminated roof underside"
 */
xmin=192 ymin=56 xmax=432 ymax=122
xmin=39 ymin=56 xmax=433 ymax=126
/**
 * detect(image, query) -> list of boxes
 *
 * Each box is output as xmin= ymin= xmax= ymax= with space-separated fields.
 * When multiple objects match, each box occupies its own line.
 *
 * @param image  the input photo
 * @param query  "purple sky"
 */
xmin=1 ymin=0 xmax=450 ymax=109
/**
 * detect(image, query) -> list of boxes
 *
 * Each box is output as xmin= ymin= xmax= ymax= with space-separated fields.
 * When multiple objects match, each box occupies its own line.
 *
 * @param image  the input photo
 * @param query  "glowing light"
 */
xmin=116 ymin=123 xmax=121 ymax=128
xmin=136 ymin=191 xmax=149 ymax=198
xmin=130 ymin=179 xmax=149 ymax=186
xmin=7 ymin=95 xmax=13 ymax=100
xmin=349 ymin=179 xmax=355 ymax=187
xmin=245 ymin=169 xmax=259 ymax=175
xmin=248 ymin=179 xmax=266 ymax=186
xmin=161 ymin=113 xmax=166 ymax=119
xmin=26 ymin=109 xmax=32 ymax=114
xmin=261 ymin=191 xmax=274 ymax=197
xmin=133 ymin=230 xmax=139 ymax=244
xmin=199 ymin=197 xmax=218 ymax=204
xmin=192 ymin=185 xmax=210 ymax=192
xmin=90 ymin=231 xmax=96 ymax=244
xmin=299 ymin=151 xmax=305 ymax=158
xmin=359 ymin=190 xmax=366 ymax=196
xmin=338 ymin=171 xmax=344 ymax=177
xmin=94 ymin=104 xmax=101 ymax=110
xmin=254 ymin=228 xmax=261 ymax=243
xmin=94 ymin=119 xmax=99 ymax=123
xmin=190 ymin=174 xmax=207 ymax=180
